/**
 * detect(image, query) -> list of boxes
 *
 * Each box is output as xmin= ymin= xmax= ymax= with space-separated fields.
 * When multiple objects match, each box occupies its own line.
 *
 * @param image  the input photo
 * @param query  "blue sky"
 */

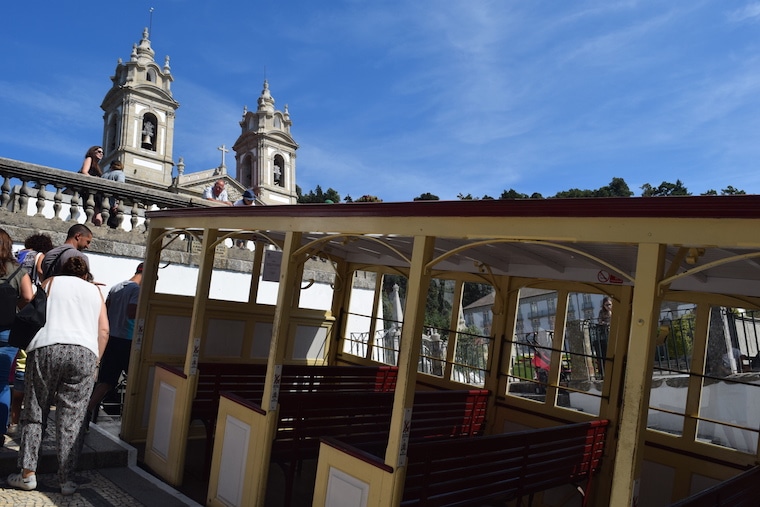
xmin=2 ymin=1 xmax=760 ymax=201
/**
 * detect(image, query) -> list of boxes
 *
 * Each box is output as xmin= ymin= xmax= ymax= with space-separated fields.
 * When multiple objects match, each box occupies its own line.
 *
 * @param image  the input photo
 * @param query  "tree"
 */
xmin=414 ymin=192 xmax=440 ymax=201
xmin=355 ymin=194 xmax=382 ymax=202
xmin=721 ymin=185 xmax=746 ymax=195
xmin=297 ymin=185 xmax=341 ymax=203
xmin=640 ymin=179 xmax=690 ymax=197
xmin=500 ymin=189 xmax=530 ymax=199
xmin=554 ymin=188 xmax=594 ymax=198
xmin=553 ymin=178 xmax=633 ymax=198
xmin=600 ymin=177 xmax=633 ymax=197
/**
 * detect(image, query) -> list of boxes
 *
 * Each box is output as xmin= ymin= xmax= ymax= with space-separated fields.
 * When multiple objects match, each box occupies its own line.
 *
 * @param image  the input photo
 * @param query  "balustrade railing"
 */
xmin=0 ymin=156 xmax=220 ymax=231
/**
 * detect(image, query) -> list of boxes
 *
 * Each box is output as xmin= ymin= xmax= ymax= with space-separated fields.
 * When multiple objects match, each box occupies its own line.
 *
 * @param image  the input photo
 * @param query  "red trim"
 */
xmin=155 ymin=362 xmax=187 ymax=379
xmin=148 ymin=195 xmax=760 ymax=221
xmin=320 ymin=436 xmax=394 ymax=473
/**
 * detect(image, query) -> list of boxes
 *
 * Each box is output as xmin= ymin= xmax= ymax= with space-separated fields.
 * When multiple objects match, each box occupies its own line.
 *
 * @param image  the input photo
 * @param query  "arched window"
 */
xmin=141 ymin=113 xmax=158 ymax=151
xmin=146 ymin=68 xmax=156 ymax=82
xmin=241 ymin=154 xmax=255 ymax=188
xmin=273 ymin=155 xmax=285 ymax=187
xmin=106 ymin=114 xmax=120 ymax=151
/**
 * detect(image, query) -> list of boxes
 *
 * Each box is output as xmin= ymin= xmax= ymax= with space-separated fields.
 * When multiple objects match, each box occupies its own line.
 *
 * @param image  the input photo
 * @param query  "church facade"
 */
xmin=98 ymin=28 xmax=298 ymax=204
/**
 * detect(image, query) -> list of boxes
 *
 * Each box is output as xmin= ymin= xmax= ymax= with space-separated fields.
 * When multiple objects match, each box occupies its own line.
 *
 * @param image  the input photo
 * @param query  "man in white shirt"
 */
xmin=203 ymin=180 xmax=232 ymax=205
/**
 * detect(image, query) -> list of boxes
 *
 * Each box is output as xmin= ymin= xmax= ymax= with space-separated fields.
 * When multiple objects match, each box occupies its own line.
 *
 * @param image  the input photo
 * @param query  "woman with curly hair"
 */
xmin=7 ymin=256 xmax=108 ymax=495
xmin=79 ymin=146 xmax=104 ymax=177
xmin=0 ymin=229 xmax=33 ymax=442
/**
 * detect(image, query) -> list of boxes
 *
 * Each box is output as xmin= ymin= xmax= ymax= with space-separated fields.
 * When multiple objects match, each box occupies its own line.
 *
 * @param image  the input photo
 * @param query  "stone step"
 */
xmin=0 ymin=410 xmax=132 ymax=477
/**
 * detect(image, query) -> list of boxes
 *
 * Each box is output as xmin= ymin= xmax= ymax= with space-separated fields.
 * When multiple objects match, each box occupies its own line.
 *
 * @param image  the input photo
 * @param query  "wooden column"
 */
xmin=386 ymin=235 xmax=435 ymax=505
xmin=608 ymin=243 xmax=665 ymax=506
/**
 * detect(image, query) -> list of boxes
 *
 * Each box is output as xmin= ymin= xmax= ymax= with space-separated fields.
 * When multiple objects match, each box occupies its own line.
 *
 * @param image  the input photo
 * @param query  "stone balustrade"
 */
xmin=0 ymin=156 xmax=220 ymax=232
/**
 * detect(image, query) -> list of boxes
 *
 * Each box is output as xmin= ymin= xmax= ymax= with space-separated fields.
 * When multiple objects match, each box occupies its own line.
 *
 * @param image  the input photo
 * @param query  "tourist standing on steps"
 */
xmin=87 ymin=262 xmax=143 ymax=422
xmin=39 ymin=224 xmax=93 ymax=282
xmin=8 ymin=233 xmax=54 ymax=437
xmin=0 ymin=229 xmax=33 ymax=444
xmin=7 ymin=256 xmax=108 ymax=496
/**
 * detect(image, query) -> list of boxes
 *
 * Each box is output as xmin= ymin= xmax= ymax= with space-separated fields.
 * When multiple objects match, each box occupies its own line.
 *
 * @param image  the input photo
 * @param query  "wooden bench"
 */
xmin=398 ymin=419 xmax=609 ymax=507
xmin=271 ymin=389 xmax=490 ymax=464
xmin=236 ymin=388 xmax=489 ymax=506
xmin=668 ymin=465 xmax=760 ymax=507
xmin=154 ymin=362 xmax=398 ymax=472
xmin=189 ymin=362 xmax=398 ymax=447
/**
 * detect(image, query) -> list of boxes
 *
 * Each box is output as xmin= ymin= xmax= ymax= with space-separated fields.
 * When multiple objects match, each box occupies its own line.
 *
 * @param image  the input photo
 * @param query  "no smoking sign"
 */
xmin=598 ymin=270 xmax=623 ymax=284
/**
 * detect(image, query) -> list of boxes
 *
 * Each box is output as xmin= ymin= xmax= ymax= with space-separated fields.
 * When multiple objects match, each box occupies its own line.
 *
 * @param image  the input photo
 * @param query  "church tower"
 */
xmin=233 ymin=81 xmax=298 ymax=204
xmin=100 ymin=28 xmax=179 ymax=190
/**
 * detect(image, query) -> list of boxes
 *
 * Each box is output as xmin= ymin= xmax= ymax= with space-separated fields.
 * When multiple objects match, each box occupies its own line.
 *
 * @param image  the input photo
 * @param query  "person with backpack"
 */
xmin=0 ymin=228 xmax=33 ymax=443
xmin=7 ymin=234 xmax=54 ymax=436
xmin=7 ymin=256 xmax=108 ymax=495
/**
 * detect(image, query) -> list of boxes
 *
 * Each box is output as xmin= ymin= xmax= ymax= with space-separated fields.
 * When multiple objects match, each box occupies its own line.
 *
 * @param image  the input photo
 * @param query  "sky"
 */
xmin=2 ymin=1 xmax=760 ymax=202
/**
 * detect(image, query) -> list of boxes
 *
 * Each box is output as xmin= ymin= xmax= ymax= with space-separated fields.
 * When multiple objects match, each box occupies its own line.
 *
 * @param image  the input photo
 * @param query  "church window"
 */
xmin=241 ymin=154 xmax=255 ymax=188
xmin=273 ymin=155 xmax=285 ymax=187
xmin=106 ymin=114 xmax=120 ymax=151
xmin=274 ymin=116 xmax=281 ymax=128
xmin=141 ymin=113 xmax=158 ymax=151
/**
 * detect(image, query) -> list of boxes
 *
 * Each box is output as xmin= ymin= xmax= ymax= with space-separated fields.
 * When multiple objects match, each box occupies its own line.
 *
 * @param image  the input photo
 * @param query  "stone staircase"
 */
xmin=0 ymin=409 xmax=132 ymax=476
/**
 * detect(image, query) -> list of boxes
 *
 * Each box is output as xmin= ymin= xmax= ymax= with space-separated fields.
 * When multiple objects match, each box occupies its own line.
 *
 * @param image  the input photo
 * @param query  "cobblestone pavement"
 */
xmin=1 ymin=469 xmax=147 ymax=506
xmin=0 ymin=411 xmax=201 ymax=506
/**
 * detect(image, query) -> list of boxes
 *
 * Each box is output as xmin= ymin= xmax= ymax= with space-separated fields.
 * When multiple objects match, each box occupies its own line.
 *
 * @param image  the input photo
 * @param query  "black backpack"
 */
xmin=0 ymin=265 xmax=23 ymax=330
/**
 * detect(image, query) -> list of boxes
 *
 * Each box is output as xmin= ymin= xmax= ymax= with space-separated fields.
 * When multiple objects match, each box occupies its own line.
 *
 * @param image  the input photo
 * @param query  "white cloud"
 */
xmin=727 ymin=3 xmax=760 ymax=22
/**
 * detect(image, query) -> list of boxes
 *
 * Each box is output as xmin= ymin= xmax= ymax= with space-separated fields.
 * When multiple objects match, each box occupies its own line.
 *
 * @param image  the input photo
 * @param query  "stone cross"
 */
xmin=217 ymin=145 xmax=229 ymax=169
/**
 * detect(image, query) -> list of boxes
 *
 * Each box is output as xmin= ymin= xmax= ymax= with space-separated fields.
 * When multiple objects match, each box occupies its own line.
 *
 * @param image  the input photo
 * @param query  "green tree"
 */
xmin=500 ymin=189 xmax=530 ymax=199
xmin=462 ymin=283 xmax=493 ymax=308
xmin=600 ymin=177 xmax=633 ymax=197
xmin=640 ymin=179 xmax=690 ymax=197
xmin=553 ymin=178 xmax=633 ymax=198
xmin=297 ymin=185 xmax=341 ymax=203
xmin=721 ymin=185 xmax=746 ymax=195
xmin=701 ymin=186 xmax=746 ymax=196
xmin=355 ymin=194 xmax=382 ymax=202
xmin=554 ymin=188 xmax=594 ymax=198
xmin=414 ymin=192 xmax=440 ymax=201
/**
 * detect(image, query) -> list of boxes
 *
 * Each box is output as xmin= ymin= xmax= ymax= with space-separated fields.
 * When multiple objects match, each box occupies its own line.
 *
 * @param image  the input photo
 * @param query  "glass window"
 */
xmin=696 ymin=306 xmax=759 ymax=453
xmin=648 ymin=301 xmax=694 ymax=436
xmin=560 ymin=292 xmax=608 ymax=416
xmin=508 ymin=289 xmax=559 ymax=402
xmin=449 ymin=282 xmax=494 ymax=387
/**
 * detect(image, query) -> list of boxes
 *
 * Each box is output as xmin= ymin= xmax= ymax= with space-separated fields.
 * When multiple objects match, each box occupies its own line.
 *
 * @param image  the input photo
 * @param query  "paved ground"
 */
xmin=0 ymin=411 xmax=202 ymax=506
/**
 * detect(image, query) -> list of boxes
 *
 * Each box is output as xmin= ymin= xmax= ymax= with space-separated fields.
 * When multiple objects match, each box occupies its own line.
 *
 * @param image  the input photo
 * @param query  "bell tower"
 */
xmin=232 ymin=81 xmax=298 ymax=204
xmin=100 ymin=28 xmax=179 ymax=189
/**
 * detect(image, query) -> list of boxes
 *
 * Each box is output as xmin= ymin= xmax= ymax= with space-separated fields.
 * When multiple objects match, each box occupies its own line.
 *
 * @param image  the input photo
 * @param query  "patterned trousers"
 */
xmin=18 ymin=344 xmax=97 ymax=484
